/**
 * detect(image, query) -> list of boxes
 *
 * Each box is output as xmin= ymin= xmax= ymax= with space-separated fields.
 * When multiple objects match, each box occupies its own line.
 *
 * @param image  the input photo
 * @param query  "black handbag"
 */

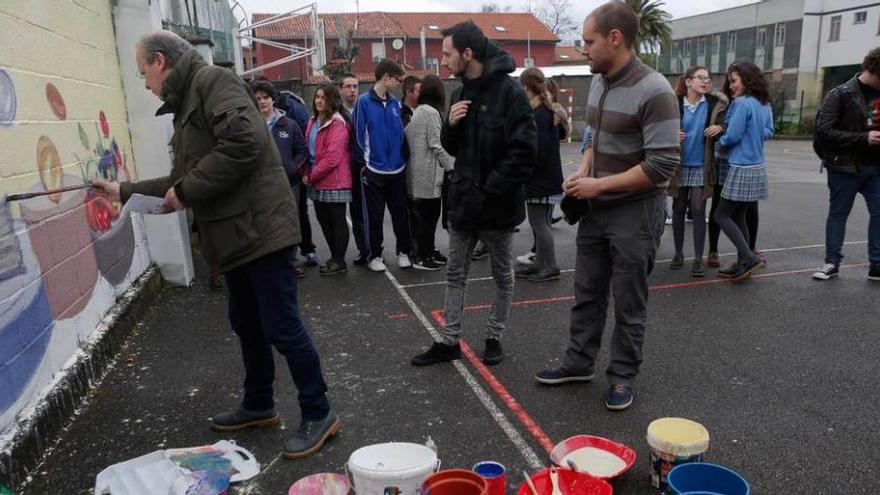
xmin=560 ymin=195 xmax=591 ymax=225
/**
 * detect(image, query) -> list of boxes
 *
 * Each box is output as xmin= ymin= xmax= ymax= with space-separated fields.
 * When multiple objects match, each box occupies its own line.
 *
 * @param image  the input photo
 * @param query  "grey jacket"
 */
xmin=405 ymin=104 xmax=454 ymax=199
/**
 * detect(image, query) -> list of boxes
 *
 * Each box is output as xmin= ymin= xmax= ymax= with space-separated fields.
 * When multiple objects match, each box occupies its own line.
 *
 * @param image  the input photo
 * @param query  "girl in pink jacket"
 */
xmin=304 ymin=84 xmax=352 ymax=275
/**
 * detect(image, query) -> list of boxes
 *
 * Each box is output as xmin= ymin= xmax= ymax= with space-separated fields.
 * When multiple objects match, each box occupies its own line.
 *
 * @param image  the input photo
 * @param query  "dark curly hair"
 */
xmin=723 ymin=60 xmax=770 ymax=104
xmin=863 ymin=47 xmax=880 ymax=76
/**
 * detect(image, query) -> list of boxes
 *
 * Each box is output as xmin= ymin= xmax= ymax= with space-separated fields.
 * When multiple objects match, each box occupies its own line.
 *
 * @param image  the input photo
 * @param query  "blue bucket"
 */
xmin=668 ymin=463 xmax=750 ymax=495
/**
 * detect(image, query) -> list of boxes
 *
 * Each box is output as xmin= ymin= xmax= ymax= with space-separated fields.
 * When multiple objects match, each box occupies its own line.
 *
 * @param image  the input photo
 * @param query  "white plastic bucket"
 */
xmin=646 ymin=418 xmax=710 ymax=490
xmin=346 ymin=442 xmax=440 ymax=494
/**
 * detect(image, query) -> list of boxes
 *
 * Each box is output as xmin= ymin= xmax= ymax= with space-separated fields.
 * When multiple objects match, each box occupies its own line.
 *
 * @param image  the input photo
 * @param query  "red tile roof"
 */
xmin=252 ymin=12 xmax=558 ymax=43
xmin=554 ymin=46 xmax=587 ymax=64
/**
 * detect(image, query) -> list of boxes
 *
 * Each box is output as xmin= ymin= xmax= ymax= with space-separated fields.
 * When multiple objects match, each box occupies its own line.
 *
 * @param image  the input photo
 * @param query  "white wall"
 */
xmin=671 ymin=0 xmax=804 ymax=39
xmin=816 ymin=4 xmax=880 ymax=68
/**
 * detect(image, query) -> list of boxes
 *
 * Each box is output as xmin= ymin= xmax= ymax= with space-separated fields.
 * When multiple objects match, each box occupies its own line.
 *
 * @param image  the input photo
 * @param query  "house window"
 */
xmin=674 ymin=40 xmax=680 ymax=56
xmin=494 ymin=25 xmax=507 ymax=32
xmin=698 ymin=37 xmax=706 ymax=55
xmin=559 ymin=54 xmax=570 ymax=59
xmin=728 ymin=31 xmax=737 ymax=51
xmin=372 ymin=41 xmax=385 ymax=61
xmin=757 ymin=27 xmax=767 ymax=47
xmin=685 ymin=39 xmax=692 ymax=56
xmin=829 ymin=15 xmax=841 ymax=41
xmin=427 ymin=24 xmax=439 ymax=30
xmin=426 ymin=57 xmax=439 ymax=74
xmin=774 ymin=23 xmax=786 ymax=46
xmin=854 ymin=11 xmax=867 ymax=24
xmin=713 ymin=34 xmax=721 ymax=55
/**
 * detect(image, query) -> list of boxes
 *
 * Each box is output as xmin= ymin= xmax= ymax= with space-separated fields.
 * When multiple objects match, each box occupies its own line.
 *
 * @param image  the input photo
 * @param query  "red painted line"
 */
xmin=386 ymin=312 xmax=410 ymax=320
xmin=430 ymin=310 xmax=557 ymax=454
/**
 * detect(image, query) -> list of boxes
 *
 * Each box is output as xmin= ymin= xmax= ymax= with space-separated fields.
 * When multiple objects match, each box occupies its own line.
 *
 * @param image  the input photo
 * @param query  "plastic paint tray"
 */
xmin=516 ymin=468 xmax=613 ymax=495
xmin=549 ymin=434 xmax=637 ymax=479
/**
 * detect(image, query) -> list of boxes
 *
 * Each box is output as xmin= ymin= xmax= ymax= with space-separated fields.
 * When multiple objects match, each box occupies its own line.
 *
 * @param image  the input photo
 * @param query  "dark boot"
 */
xmin=411 ymin=341 xmax=461 ymax=366
xmin=481 ymin=338 xmax=503 ymax=365
xmin=210 ymin=407 xmax=280 ymax=432
xmin=282 ymin=411 xmax=341 ymax=459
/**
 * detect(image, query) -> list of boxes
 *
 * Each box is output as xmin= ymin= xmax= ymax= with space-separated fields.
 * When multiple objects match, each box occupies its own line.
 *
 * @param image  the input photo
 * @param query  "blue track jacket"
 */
xmin=354 ymin=89 xmax=405 ymax=174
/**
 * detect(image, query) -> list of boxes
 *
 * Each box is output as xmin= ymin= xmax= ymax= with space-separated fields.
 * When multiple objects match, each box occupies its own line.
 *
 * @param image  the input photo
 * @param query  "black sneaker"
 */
xmin=319 ymin=260 xmax=347 ymax=276
xmin=413 ymin=256 xmax=443 ymax=271
xmin=869 ymin=266 xmax=880 ymax=282
xmin=731 ymin=258 xmax=765 ymax=282
xmin=282 ymin=411 xmax=341 ymax=459
xmin=515 ymin=264 xmax=539 ymax=278
xmin=669 ymin=254 xmax=684 ymax=270
xmin=211 ymin=407 xmax=280 ymax=432
xmin=481 ymin=338 xmax=503 ymax=365
xmin=535 ymin=367 xmax=595 ymax=385
xmin=812 ymin=263 xmax=839 ymax=281
xmin=353 ymin=253 xmax=369 ymax=266
xmin=411 ymin=341 xmax=461 ymax=366
xmin=472 ymin=243 xmax=489 ymax=260
xmin=527 ymin=268 xmax=561 ymax=282
xmin=432 ymin=250 xmax=448 ymax=265
xmin=691 ymin=259 xmax=705 ymax=278
xmin=717 ymin=261 xmax=740 ymax=278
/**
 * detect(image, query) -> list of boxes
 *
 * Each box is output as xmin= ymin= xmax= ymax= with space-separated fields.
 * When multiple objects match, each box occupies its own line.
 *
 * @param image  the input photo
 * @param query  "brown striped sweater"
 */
xmin=585 ymin=56 xmax=680 ymax=206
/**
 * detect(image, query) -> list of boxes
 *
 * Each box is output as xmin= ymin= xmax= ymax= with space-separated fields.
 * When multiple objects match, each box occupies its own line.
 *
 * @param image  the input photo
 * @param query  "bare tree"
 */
xmin=536 ymin=0 xmax=578 ymax=37
xmin=481 ymin=2 xmax=513 ymax=12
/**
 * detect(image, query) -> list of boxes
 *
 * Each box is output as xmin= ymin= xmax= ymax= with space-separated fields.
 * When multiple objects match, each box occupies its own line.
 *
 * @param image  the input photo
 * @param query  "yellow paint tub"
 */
xmin=646 ymin=417 xmax=710 ymax=490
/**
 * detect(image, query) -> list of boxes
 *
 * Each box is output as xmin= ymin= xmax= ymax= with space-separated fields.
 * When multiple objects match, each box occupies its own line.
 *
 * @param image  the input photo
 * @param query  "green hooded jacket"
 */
xmin=120 ymin=51 xmax=299 ymax=272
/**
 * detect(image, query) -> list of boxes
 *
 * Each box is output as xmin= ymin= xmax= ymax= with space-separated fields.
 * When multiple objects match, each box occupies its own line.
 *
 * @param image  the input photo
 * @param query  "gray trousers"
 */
xmin=562 ymin=195 xmax=665 ymax=386
xmin=440 ymin=228 xmax=514 ymax=345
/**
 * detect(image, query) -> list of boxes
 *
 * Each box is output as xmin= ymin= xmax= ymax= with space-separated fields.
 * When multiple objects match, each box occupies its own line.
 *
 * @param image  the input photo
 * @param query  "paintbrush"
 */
xmin=522 ymin=470 xmax=540 ymax=495
xmin=4 ymin=183 xmax=93 ymax=202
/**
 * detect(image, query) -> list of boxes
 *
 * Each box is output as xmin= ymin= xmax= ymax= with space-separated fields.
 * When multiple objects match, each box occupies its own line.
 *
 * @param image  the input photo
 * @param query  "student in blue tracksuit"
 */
xmin=353 ymin=59 xmax=412 ymax=272
xmin=715 ymin=61 xmax=774 ymax=282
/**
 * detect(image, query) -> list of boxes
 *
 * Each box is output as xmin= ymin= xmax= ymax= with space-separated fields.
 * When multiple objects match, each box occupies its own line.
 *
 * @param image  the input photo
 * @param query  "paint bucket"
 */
xmin=421 ymin=469 xmax=487 ymax=495
xmin=668 ymin=463 xmax=750 ymax=495
xmin=472 ymin=461 xmax=505 ymax=495
xmin=346 ymin=442 xmax=439 ymax=494
xmin=646 ymin=417 xmax=710 ymax=490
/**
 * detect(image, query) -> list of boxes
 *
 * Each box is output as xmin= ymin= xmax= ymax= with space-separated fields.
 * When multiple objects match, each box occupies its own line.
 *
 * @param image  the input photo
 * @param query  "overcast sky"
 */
xmin=235 ymin=0 xmax=758 ymax=31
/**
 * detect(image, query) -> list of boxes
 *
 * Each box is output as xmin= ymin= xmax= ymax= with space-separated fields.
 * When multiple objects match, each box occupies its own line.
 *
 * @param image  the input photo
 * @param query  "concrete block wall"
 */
xmin=0 ymin=0 xmax=151 ymax=450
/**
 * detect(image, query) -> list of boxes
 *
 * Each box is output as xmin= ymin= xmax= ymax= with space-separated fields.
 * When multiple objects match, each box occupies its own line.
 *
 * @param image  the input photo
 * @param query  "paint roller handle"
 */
xmin=4 ymin=183 xmax=93 ymax=202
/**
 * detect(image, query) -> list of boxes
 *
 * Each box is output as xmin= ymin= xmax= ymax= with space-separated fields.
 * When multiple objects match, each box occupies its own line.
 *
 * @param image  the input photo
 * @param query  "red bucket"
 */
xmin=516 ymin=468 xmax=613 ymax=495
xmin=421 ymin=469 xmax=487 ymax=495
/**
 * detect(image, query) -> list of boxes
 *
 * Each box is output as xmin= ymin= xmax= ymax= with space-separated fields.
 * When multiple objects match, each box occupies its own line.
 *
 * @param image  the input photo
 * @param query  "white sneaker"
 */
xmin=812 ymin=263 xmax=838 ymax=280
xmin=665 ymin=217 xmax=673 ymax=225
xmin=368 ymin=257 xmax=387 ymax=272
xmin=398 ymin=253 xmax=412 ymax=269
xmin=516 ymin=252 xmax=535 ymax=265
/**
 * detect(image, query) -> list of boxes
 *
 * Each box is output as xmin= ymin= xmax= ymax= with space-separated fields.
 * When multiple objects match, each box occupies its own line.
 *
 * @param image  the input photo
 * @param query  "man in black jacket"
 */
xmin=812 ymin=47 xmax=880 ymax=282
xmin=411 ymin=21 xmax=536 ymax=366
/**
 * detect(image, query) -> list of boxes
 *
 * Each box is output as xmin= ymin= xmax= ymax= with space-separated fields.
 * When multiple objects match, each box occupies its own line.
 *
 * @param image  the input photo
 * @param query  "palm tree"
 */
xmin=621 ymin=0 xmax=672 ymax=67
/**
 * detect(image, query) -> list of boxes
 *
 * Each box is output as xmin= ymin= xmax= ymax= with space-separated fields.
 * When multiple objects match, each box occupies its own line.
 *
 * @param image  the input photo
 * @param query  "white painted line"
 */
xmin=399 ymin=240 xmax=869 ymax=289
xmin=383 ymin=269 xmax=545 ymax=469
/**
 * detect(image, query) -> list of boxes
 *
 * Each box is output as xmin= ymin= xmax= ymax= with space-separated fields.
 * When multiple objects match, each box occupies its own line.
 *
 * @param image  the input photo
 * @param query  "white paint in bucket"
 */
xmin=346 ymin=442 xmax=440 ymax=494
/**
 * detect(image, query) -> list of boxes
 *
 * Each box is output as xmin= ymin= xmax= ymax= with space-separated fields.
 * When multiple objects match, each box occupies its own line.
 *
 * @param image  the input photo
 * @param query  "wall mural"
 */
xmin=0 ymin=66 xmax=145 ymax=430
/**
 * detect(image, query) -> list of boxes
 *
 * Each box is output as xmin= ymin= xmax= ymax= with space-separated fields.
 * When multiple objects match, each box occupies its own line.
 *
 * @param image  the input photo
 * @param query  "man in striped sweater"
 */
xmin=536 ymin=2 xmax=679 ymax=411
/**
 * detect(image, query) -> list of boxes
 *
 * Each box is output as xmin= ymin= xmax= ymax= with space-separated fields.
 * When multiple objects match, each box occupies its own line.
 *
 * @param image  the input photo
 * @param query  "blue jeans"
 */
xmin=824 ymin=167 xmax=880 ymax=267
xmin=225 ymin=246 xmax=331 ymax=420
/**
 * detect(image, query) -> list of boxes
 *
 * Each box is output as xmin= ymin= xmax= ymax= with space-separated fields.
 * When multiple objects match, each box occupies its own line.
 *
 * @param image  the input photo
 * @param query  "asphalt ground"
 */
xmin=20 ymin=140 xmax=879 ymax=495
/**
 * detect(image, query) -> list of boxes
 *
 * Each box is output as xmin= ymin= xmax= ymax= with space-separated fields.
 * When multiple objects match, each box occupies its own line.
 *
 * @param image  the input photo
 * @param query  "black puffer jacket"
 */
xmin=814 ymin=75 xmax=877 ymax=174
xmin=441 ymin=43 xmax=537 ymax=230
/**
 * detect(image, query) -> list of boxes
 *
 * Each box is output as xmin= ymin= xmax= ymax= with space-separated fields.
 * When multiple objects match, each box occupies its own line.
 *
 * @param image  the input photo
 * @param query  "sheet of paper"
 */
xmin=121 ymin=193 xmax=167 ymax=216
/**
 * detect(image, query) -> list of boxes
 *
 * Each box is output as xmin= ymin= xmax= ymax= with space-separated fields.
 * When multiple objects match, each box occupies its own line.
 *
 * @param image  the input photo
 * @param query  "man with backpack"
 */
xmin=812 ymin=47 xmax=880 ymax=282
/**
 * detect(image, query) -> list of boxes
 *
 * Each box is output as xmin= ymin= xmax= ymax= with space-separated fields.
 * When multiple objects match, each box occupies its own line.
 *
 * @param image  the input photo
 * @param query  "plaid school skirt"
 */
xmin=526 ymin=193 xmax=563 ymax=205
xmin=715 ymin=158 xmax=730 ymax=185
xmin=308 ymin=187 xmax=352 ymax=203
xmin=721 ymin=163 xmax=768 ymax=202
xmin=679 ymin=166 xmax=704 ymax=188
